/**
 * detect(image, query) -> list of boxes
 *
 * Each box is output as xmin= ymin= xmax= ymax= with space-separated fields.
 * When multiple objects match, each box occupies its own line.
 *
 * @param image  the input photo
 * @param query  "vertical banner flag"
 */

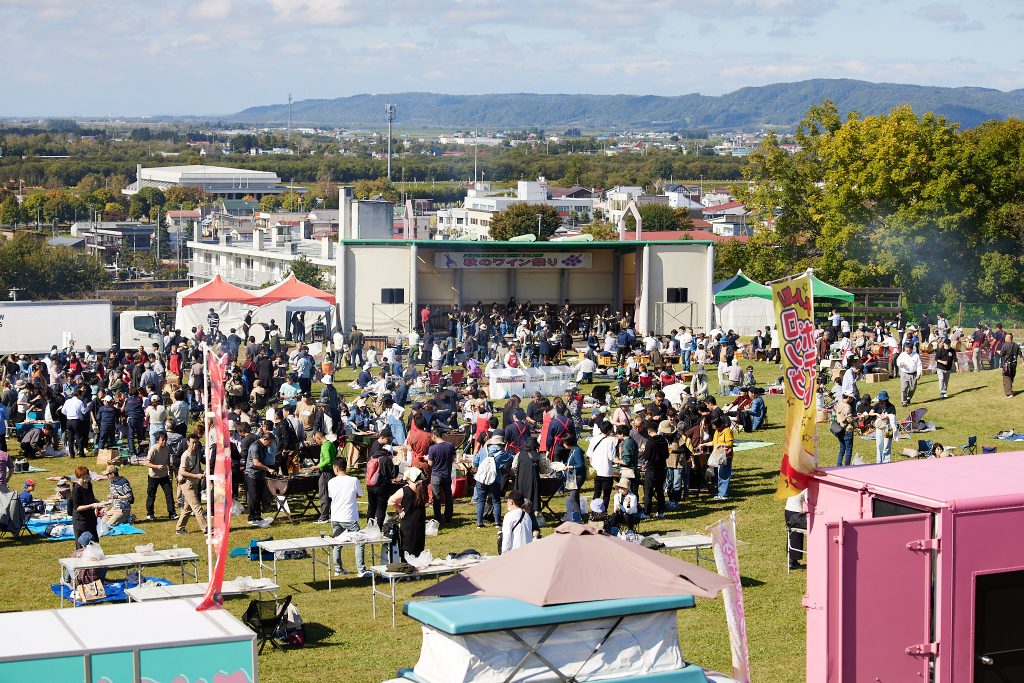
xmin=773 ymin=274 xmax=818 ymax=498
xmin=197 ymin=350 xmax=232 ymax=611
xmin=709 ymin=511 xmax=751 ymax=683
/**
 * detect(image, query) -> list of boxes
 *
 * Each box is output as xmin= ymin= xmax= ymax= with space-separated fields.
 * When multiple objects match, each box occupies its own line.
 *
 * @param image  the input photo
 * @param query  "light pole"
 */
xmin=536 ymin=213 xmax=542 ymax=238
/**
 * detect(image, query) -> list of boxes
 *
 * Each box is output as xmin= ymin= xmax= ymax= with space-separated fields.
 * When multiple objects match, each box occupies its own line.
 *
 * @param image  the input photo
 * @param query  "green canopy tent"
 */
xmin=808 ymin=273 xmax=854 ymax=302
xmin=713 ymin=270 xmax=774 ymax=335
xmin=713 ymin=270 xmax=772 ymax=304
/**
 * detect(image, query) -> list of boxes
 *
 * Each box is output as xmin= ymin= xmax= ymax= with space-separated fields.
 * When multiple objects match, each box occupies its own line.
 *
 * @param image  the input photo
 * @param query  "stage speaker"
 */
xmin=666 ymin=287 xmax=688 ymax=303
xmin=381 ymin=288 xmax=405 ymax=304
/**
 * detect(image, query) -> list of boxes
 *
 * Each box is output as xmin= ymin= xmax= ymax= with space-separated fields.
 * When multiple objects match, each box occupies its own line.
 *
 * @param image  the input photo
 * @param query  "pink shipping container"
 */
xmin=805 ymin=451 xmax=1024 ymax=682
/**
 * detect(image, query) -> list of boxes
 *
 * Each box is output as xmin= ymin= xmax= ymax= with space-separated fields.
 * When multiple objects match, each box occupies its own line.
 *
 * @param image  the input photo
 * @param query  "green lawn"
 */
xmin=1 ymin=362 xmax=1019 ymax=682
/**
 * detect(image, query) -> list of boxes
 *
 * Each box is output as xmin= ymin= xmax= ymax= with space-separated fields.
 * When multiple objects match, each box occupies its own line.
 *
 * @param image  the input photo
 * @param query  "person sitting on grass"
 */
xmin=101 ymin=465 xmax=134 ymax=526
xmin=608 ymin=477 xmax=639 ymax=533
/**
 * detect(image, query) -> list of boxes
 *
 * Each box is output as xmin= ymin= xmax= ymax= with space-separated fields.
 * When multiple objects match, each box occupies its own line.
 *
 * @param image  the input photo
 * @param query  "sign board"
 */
xmin=434 ymin=252 xmax=592 ymax=269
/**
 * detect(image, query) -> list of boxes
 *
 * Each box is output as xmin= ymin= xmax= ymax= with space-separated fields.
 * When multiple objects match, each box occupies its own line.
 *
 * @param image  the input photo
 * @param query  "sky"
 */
xmin=1 ymin=0 xmax=1022 ymax=117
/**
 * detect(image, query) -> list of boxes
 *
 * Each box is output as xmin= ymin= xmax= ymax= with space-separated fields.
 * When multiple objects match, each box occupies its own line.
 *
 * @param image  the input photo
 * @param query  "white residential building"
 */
xmin=434 ymin=178 xmax=594 ymax=240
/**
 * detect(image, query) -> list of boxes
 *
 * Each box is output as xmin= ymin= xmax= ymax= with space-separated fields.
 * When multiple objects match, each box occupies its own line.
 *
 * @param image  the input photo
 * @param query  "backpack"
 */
xmin=476 ymin=449 xmax=498 ymax=486
xmin=366 ymin=456 xmax=382 ymax=487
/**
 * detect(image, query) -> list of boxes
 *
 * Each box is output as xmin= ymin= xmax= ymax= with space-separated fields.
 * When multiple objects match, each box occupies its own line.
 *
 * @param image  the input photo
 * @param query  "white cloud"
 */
xmin=914 ymin=2 xmax=983 ymax=31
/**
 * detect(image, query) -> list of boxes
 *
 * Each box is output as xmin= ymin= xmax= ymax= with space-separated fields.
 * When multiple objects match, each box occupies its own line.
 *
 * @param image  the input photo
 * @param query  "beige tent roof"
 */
xmin=415 ymin=522 xmax=731 ymax=606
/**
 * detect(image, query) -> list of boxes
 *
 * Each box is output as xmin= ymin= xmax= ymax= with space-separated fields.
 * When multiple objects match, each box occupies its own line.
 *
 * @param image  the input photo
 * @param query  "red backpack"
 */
xmin=366 ymin=457 xmax=382 ymax=487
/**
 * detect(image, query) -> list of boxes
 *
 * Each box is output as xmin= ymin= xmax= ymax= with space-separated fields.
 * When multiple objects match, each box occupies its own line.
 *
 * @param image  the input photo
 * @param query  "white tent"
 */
xmin=712 ymin=270 xmax=774 ymax=337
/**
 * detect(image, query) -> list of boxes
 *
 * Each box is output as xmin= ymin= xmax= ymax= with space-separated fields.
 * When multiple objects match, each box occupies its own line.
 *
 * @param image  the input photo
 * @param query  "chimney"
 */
xmin=270 ymin=225 xmax=280 ymax=247
xmin=253 ymin=228 xmax=264 ymax=251
xmin=192 ymin=220 xmax=201 ymax=243
xmin=300 ymin=219 xmax=312 ymax=240
xmin=321 ymin=236 xmax=334 ymax=259
xmin=339 ymin=186 xmax=353 ymax=240
xmin=219 ymin=231 xmax=228 ymax=246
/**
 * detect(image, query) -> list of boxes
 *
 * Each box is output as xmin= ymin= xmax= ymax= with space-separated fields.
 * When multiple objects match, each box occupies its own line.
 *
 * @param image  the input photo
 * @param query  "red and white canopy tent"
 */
xmin=248 ymin=274 xmax=337 ymax=339
xmin=174 ymin=275 xmax=256 ymax=334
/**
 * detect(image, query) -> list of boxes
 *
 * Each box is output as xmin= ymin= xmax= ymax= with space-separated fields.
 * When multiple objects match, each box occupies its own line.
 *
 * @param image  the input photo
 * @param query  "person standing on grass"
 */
xmin=427 ymin=428 xmax=455 ymax=524
xmin=785 ymin=489 xmax=807 ymax=571
xmin=313 ymin=432 xmax=336 ymax=524
xmin=71 ymin=465 xmax=101 ymax=543
xmin=895 ymin=342 xmax=922 ymax=407
xmin=145 ymin=431 xmax=176 ymax=520
xmin=245 ymin=432 xmax=276 ymax=526
xmin=175 ymin=435 xmax=207 ymax=535
xmin=500 ymin=490 xmax=534 ymax=554
xmin=328 ymin=457 xmax=367 ymax=577
xmin=934 ymin=337 xmax=956 ymax=399
xmin=588 ymin=420 xmax=616 ymax=510
xmin=833 ymin=391 xmax=857 ymax=467
xmin=873 ymin=397 xmax=897 ymax=464
xmin=999 ymin=333 xmax=1022 ymax=398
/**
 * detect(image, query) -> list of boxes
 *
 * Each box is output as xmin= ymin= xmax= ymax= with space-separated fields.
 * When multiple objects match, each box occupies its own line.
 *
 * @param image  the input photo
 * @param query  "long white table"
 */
xmin=647 ymin=532 xmax=715 ymax=566
xmin=58 ymin=548 xmax=200 ymax=608
xmin=256 ymin=535 xmax=390 ymax=591
xmin=370 ymin=557 xmax=490 ymax=628
xmin=125 ymin=577 xmax=279 ymax=602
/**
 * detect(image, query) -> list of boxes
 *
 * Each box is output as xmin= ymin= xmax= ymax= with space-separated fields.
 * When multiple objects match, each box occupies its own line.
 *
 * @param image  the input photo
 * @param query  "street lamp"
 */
xmin=536 ymin=213 xmax=542 ymax=238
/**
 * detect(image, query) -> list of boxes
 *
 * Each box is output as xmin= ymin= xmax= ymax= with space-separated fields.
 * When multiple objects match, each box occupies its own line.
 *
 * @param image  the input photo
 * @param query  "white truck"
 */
xmin=0 ymin=300 xmax=162 ymax=355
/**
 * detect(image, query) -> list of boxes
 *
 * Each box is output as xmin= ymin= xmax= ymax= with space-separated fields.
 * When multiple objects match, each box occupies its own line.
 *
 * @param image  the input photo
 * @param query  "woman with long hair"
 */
xmin=388 ymin=464 xmax=429 ymax=558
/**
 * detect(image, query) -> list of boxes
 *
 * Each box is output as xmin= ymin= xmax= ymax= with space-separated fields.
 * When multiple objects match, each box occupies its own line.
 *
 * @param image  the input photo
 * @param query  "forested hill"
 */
xmin=229 ymin=79 xmax=1024 ymax=130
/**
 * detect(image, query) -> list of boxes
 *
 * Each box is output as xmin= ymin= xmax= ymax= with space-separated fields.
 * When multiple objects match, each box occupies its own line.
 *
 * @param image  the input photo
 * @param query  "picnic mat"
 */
xmin=994 ymin=432 xmax=1024 ymax=441
xmin=25 ymin=517 xmax=145 ymax=541
xmin=732 ymin=440 xmax=774 ymax=452
xmin=50 ymin=576 xmax=172 ymax=606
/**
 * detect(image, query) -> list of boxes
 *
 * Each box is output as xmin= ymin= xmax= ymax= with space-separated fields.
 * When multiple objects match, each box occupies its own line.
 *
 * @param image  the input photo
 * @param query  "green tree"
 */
xmin=127 ymin=194 xmax=150 ymax=220
xmin=624 ymin=203 xmax=683 ymax=232
xmin=489 ymin=203 xmax=562 ymax=241
xmin=164 ymin=185 xmax=209 ymax=207
xmin=353 ymin=177 xmax=400 ymax=203
xmin=136 ymin=186 xmax=166 ymax=211
xmin=0 ymin=232 xmax=108 ymax=298
xmin=259 ymin=194 xmax=283 ymax=212
xmin=580 ymin=221 xmax=617 ymax=241
xmin=279 ymin=190 xmax=306 ymax=212
xmin=286 ymin=254 xmax=327 ymax=290
xmin=0 ymin=197 xmax=26 ymax=227
xmin=103 ymin=201 xmax=126 ymax=221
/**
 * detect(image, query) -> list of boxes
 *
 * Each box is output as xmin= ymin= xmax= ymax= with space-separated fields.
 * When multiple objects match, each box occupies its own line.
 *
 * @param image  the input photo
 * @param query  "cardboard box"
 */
xmin=816 ymin=409 xmax=830 ymax=424
xmin=864 ymin=372 xmax=890 ymax=383
xmin=96 ymin=449 xmax=115 ymax=466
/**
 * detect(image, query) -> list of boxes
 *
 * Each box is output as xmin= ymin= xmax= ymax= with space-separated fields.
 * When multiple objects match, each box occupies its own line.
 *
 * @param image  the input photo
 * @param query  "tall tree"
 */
xmin=286 ymin=254 xmax=327 ymax=290
xmin=489 ymin=203 xmax=561 ymax=241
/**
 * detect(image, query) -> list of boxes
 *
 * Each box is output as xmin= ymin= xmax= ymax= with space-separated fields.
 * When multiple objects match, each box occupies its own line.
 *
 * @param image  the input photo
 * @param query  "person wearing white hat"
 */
xmin=833 ymin=390 xmax=857 ymax=467
xmin=610 ymin=476 xmax=640 ymax=532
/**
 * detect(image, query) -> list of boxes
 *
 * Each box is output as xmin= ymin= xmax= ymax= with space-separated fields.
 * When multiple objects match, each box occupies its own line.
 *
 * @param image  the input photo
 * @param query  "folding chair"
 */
xmin=449 ymin=368 xmax=465 ymax=385
xmin=787 ymin=526 xmax=808 ymax=573
xmin=589 ymin=385 xmax=610 ymax=405
xmin=266 ymin=477 xmax=294 ymax=524
xmin=916 ymin=439 xmax=934 ymax=458
xmin=960 ymin=436 xmax=978 ymax=455
xmin=242 ymin=595 xmax=292 ymax=654
xmin=898 ymin=408 xmax=928 ymax=435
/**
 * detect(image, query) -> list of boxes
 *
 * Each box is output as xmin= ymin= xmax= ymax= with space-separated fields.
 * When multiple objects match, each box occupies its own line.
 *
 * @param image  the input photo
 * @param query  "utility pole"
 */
xmin=385 ymin=103 xmax=396 ymax=181
xmin=287 ymin=93 xmax=292 ymax=144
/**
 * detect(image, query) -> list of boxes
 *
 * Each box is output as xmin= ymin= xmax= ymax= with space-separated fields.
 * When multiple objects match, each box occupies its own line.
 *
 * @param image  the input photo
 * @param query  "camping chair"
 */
xmin=242 ymin=595 xmax=292 ymax=654
xmin=897 ymin=408 xmax=928 ymax=435
xmin=916 ymin=439 xmax=934 ymax=458
xmin=960 ymin=436 xmax=978 ymax=455
xmin=427 ymin=370 xmax=442 ymax=389
xmin=537 ymin=477 xmax=563 ymax=519
xmin=449 ymin=368 xmax=465 ymax=385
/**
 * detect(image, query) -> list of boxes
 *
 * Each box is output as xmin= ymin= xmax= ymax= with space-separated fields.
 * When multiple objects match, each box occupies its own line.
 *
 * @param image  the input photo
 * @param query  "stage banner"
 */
xmin=434 ymin=252 xmax=592 ymax=269
xmin=197 ymin=350 xmax=232 ymax=611
xmin=709 ymin=511 xmax=751 ymax=683
xmin=773 ymin=274 xmax=818 ymax=498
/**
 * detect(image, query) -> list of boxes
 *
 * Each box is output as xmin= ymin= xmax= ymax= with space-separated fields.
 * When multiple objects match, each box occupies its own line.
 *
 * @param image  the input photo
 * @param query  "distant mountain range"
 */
xmin=228 ymin=79 xmax=1024 ymax=131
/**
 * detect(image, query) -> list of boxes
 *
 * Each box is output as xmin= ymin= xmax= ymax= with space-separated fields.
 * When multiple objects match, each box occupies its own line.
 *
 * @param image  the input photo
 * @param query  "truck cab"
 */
xmin=116 ymin=311 xmax=162 ymax=350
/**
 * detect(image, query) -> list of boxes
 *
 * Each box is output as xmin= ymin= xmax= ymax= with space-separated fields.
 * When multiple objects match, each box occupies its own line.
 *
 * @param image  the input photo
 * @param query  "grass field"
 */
xmin=1 ymin=361 xmax=1019 ymax=682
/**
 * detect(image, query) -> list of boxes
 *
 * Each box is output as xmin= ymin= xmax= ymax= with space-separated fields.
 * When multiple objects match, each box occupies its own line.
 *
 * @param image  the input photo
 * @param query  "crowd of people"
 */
xmin=1 ymin=299 xmax=1016 ymax=584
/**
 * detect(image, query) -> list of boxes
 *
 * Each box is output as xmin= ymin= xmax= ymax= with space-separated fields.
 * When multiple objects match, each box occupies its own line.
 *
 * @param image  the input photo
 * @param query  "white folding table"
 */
xmin=125 ymin=577 xmax=279 ymax=602
xmin=59 ymin=548 xmax=200 ymax=607
xmin=647 ymin=532 xmax=715 ymax=566
xmin=256 ymin=535 xmax=390 ymax=591
xmin=369 ymin=557 xmax=490 ymax=628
